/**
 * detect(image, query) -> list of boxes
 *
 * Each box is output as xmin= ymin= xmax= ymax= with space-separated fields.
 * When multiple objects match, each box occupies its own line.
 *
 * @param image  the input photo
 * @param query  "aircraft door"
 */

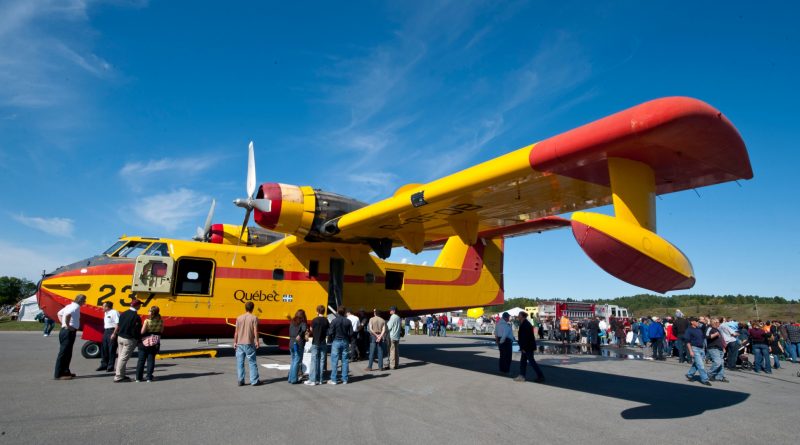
xmin=328 ymin=258 xmax=344 ymax=312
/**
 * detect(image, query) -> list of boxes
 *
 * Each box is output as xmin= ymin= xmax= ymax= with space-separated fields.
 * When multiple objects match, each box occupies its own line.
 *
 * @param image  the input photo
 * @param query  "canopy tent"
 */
xmin=18 ymin=295 xmax=42 ymax=322
xmin=505 ymin=307 xmax=528 ymax=317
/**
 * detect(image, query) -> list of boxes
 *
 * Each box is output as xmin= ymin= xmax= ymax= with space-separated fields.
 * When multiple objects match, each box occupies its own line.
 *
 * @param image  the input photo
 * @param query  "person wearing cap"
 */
xmin=113 ymin=298 xmax=143 ymax=382
xmin=53 ymin=294 xmax=87 ymax=380
xmin=684 ymin=317 xmax=711 ymax=386
xmin=494 ymin=312 xmax=515 ymax=374
xmin=386 ymin=306 xmax=402 ymax=370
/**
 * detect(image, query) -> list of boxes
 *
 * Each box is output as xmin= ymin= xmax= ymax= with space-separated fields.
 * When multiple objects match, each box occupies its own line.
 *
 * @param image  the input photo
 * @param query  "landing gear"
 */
xmin=81 ymin=341 xmax=101 ymax=359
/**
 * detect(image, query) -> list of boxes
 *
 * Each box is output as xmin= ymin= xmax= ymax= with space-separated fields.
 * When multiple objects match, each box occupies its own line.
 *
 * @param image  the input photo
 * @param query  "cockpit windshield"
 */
xmin=115 ymin=241 xmax=152 ymax=258
xmin=102 ymin=240 xmax=126 ymax=256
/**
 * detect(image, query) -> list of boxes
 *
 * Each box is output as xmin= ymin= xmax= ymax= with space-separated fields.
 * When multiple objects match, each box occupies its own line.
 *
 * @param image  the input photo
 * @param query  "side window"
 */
xmin=116 ymin=241 xmax=152 ymax=258
xmin=143 ymin=243 xmax=169 ymax=257
xmin=273 ymin=268 xmax=285 ymax=281
xmin=308 ymin=260 xmax=319 ymax=278
xmin=385 ymin=270 xmax=404 ymax=290
xmin=174 ymin=258 xmax=215 ymax=296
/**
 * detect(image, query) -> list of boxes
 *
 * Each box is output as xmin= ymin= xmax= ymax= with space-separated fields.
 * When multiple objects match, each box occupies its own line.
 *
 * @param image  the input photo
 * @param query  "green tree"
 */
xmin=0 ymin=277 xmax=37 ymax=306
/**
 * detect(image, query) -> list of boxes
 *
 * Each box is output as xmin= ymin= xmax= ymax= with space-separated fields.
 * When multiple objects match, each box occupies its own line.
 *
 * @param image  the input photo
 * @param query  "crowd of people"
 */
xmin=50 ymin=296 xmax=799 ymax=387
xmin=535 ymin=310 xmax=800 ymax=385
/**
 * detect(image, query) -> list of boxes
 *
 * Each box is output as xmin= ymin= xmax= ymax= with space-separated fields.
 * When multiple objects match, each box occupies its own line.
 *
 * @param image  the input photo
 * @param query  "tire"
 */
xmin=81 ymin=341 xmax=101 ymax=359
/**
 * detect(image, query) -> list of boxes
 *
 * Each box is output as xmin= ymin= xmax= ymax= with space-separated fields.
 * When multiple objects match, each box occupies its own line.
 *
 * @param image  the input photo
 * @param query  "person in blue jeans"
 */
xmin=327 ymin=306 xmax=352 ymax=385
xmin=287 ymin=309 xmax=308 ymax=384
xmin=233 ymin=302 xmax=261 ymax=386
xmin=305 ymin=305 xmax=329 ymax=386
xmin=748 ymin=323 xmax=772 ymax=374
xmin=785 ymin=322 xmax=800 ymax=363
xmin=706 ymin=319 xmax=728 ymax=382
xmin=42 ymin=315 xmax=55 ymax=337
xmin=684 ymin=318 xmax=711 ymax=386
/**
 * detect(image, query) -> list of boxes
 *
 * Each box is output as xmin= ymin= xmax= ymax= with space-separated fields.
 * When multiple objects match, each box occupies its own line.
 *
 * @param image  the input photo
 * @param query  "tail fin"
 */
xmin=434 ymin=236 xmax=505 ymax=306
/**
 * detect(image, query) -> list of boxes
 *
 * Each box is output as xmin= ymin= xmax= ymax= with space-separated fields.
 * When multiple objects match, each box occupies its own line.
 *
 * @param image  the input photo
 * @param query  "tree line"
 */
xmin=498 ymin=294 xmax=796 ymax=312
xmin=0 ymin=276 xmax=38 ymax=306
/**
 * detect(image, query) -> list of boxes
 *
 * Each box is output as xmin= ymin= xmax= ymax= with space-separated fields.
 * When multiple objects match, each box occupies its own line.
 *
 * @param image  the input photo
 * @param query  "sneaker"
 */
xmin=716 ymin=377 xmax=730 ymax=383
xmin=534 ymin=376 xmax=546 ymax=383
xmin=95 ymin=366 xmax=106 ymax=372
xmin=303 ymin=381 xmax=316 ymax=386
xmin=238 ymin=381 xmax=244 ymax=387
xmin=113 ymin=377 xmax=131 ymax=383
xmin=57 ymin=375 xmax=73 ymax=380
xmin=342 ymin=381 xmax=348 ymax=385
xmin=513 ymin=375 xmax=526 ymax=382
xmin=363 ymin=368 xmax=373 ymax=372
xmin=43 ymin=334 xmax=48 ymax=337
xmin=685 ymin=375 xmax=693 ymax=382
xmin=251 ymin=381 xmax=261 ymax=387
xmin=701 ymin=381 xmax=712 ymax=386
xmin=327 ymin=380 xmax=338 ymax=385
xmin=146 ymin=380 xmax=152 ymax=383
xmin=134 ymin=379 xmax=142 ymax=383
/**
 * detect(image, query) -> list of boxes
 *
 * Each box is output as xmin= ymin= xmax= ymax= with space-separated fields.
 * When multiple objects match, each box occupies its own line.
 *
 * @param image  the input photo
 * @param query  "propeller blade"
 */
xmin=246 ymin=141 xmax=256 ymax=199
xmin=202 ymin=199 xmax=216 ymax=238
xmin=252 ymin=198 xmax=271 ymax=213
xmin=194 ymin=227 xmax=205 ymax=240
xmin=239 ymin=208 xmax=252 ymax=241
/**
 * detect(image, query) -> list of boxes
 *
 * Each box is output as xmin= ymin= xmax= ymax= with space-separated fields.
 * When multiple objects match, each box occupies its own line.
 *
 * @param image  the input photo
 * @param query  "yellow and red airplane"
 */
xmin=37 ymin=97 xmax=752 ymax=358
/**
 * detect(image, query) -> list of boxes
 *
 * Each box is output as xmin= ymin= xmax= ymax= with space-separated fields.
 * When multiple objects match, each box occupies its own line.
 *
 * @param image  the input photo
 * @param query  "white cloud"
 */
xmin=119 ymin=156 xmax=219 ymax=181
xmin=131 ymin=188 xmax=209 ymax=232
xmin=12 ymin=214 xmax=75 ymax=237
xmin=0 ymin=240 xmax=74 ymax=280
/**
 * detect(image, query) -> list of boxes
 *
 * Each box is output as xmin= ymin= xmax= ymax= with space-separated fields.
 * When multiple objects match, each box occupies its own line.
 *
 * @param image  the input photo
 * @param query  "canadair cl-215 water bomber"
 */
xmin=37 ymin=97 xmax=753 ymax=358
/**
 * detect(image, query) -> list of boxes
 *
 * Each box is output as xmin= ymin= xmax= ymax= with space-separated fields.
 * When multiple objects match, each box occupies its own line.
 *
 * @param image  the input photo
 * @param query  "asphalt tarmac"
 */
xmin=1 ymin=331 xmax=798 ymax=444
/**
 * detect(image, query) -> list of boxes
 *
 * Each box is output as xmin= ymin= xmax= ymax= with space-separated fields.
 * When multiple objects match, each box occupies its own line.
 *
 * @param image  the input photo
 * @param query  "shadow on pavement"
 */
xmin=401 ymin=341 xmax=750 ymax=420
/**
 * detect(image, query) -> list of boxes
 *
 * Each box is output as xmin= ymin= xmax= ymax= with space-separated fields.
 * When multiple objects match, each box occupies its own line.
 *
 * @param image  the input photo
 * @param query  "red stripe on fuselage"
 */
xmin=48 ymin=263 xmax=135 ymax=279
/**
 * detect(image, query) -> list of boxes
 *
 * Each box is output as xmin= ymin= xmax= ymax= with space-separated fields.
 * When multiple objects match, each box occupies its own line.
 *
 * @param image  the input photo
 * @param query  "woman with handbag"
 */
xmin=136 ymin=306 xmax=163 ymax=382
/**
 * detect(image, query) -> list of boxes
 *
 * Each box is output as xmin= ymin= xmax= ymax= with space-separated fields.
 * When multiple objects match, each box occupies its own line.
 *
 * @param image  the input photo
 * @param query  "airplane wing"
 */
xmin=321 ymin=96 xmax=752 ymax=257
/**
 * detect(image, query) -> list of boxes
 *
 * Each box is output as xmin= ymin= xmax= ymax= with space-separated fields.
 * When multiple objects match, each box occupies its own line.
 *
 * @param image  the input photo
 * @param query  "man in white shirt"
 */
xmin=54 ymin=294 xmax=87 ymax=380
xmin=494 ymin=312 xmax=515 ymax=374
xmin=97 ymin=301 xmax=120 ymax=372
xmin=346 ymin=309 xmax=361 ymax=361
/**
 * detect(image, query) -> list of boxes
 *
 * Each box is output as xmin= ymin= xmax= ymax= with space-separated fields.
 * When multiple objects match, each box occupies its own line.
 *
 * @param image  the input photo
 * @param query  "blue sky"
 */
xmin=1 ymin=1 xmax=797 ymax=299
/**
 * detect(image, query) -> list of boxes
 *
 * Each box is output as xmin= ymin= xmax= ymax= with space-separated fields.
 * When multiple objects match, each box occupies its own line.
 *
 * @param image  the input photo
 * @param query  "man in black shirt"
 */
xmin=327 ymin=306 xmax=352 ymax=385
xmin=672 ymin=311 xmax=690 ymax=363
xmin=684 ymin=318 xmax=711 ymax=386
xmin=305 ymin=305 xmax=329 ymax=386
xmin=113 ymin=299 xmax=142 ymax=382
xmin=515 ymin=312 xmax=545 ymax=383
xmin=706 ymin=319 xmax=728 ymax=382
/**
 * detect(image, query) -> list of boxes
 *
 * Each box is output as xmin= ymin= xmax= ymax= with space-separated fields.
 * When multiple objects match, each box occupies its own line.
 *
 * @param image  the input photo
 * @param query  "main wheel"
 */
xmin=81 ymin=341 xmax=101 ymax=359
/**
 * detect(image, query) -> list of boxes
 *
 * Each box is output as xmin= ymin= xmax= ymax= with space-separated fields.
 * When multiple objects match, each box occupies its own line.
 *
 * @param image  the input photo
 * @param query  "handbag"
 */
xmin=143 ymin=334 xmax=161 ymax=347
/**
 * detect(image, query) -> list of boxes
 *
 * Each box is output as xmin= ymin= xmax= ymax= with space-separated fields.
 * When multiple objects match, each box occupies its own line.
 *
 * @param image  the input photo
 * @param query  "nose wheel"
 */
xmin=81 ymin=341 xmax=101 ymax=359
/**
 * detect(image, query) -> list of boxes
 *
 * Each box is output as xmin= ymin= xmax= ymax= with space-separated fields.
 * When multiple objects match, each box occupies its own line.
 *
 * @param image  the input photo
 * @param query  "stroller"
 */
xmin=729 ymin=340 xmax=752 ymax=370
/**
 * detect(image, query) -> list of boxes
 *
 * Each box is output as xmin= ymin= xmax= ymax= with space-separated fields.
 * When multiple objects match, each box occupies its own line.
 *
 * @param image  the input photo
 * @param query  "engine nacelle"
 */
xmin=571 ymin=212 xmax=695 ymax=293
xmin=253 ymin=183 xmax=367 ymax=239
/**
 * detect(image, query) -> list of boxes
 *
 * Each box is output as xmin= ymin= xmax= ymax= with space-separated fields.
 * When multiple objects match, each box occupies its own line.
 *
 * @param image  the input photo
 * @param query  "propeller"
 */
xmin=193 ymin=199 xmax=216 ymax=241
xmin=232 ymin=141 xmax=271 ymax=264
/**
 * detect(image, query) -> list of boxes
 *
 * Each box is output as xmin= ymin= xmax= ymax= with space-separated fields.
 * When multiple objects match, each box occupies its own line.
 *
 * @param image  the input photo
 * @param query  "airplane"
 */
xmin=36 ymin=96 xmax=753 ymax=359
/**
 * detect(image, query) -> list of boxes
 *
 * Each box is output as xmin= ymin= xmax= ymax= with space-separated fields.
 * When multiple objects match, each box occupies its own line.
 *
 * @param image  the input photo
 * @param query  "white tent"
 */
xmin=18 ymin=295 xmax=42 ymax=322
xmin=505 ymin=307 xmax=527 ymax=317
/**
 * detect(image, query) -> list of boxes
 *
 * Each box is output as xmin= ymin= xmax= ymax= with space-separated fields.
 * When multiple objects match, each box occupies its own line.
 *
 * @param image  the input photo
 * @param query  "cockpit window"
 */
xmin=115 ymin=241 xmax=152 ymax=258
xmin=143 ymin=243 xmax=169 ymax=257
xmin=103 ymin=240 xmax=126 ymax=256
